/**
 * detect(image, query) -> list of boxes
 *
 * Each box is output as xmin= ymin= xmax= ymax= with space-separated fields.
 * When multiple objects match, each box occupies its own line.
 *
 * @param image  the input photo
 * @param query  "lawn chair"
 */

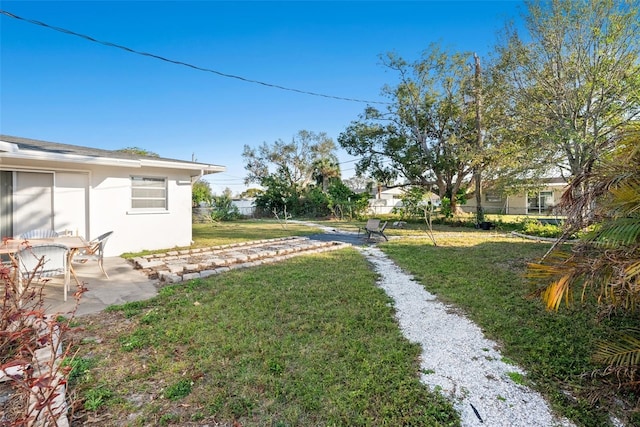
xmin=361 ymin=219 xmax=388 ymax=241
xmin=19 ymin=229 xmax=59 ymax=239
xmin=72 ymin=231 xmax=113 ymax=280
xmin=15 ymin=243 xmax=70 ymax=300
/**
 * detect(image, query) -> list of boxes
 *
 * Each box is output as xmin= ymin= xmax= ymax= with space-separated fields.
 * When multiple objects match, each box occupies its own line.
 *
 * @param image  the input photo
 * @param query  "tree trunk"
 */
xmin=450 ymin=196 xmax=458 ymax=214
xmin=473 ymin=53 xmax=484 ymax=224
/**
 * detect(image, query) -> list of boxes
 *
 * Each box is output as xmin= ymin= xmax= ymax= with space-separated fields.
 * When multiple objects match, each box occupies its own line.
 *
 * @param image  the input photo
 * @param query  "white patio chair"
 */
xmin=15 ymin=243 xmax=70 ymax=300
xmin=19 ymin=229 xmax=60 ymax=239
xmin=72 ymin=231 xmax=113 ymax=280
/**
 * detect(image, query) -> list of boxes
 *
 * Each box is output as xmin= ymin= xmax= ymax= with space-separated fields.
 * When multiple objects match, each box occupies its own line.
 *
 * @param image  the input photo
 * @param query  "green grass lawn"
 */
xmin=380 ymin=233 xmax=634 ymax=427
xmin=71 ymin=249 xmax=459 ymax=426
xmin=121 ymin=220 xmax=323 ymax=257
xmin=71 ymin=220 xmax=636 ymax=426
xmin=191 ymin=220 xmax=323 ymax=246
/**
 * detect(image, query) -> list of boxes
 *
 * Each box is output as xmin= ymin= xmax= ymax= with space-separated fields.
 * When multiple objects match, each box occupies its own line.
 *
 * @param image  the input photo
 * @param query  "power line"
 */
xmin=217 ymin=173 xmax=247 ymax=180
xmin=1 ymin=9 xmax=390 ymax=105
xmin=337 ymin=158 xmax=359 ymax=165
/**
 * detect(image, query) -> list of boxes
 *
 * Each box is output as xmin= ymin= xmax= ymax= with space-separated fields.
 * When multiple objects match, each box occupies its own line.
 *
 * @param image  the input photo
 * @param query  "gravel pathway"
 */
xmin=359 ymin=245 xmax=575 ymax=427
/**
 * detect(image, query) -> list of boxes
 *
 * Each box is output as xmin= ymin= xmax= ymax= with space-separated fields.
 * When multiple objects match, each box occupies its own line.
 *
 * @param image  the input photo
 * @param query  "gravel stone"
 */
xmin=360 ymin=246 xmax=575 ymax=427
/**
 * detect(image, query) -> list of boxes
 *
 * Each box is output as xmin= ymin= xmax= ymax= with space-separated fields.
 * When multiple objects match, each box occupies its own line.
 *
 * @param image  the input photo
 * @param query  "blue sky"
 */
xmin=1 ymin=1 xmax=525 ymax=195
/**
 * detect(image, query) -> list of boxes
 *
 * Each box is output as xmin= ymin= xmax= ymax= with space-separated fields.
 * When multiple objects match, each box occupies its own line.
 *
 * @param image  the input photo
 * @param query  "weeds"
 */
xmin=506 ymin=372 xmax=526 ymax=385
xmin=83 ymin=385 xmax=112 ymax=411
xmin=164 ymin=378 xmax=193 ymax=400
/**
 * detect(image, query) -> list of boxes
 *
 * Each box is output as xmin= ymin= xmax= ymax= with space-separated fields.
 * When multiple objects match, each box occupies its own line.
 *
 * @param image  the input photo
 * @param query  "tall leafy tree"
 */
xmin=343 ymin=175 xmax=375 ymax=193
xmin=338 ymin=45 xmax=480 ymax=214
xmin=243 ymin=130 xmax=337 ymax=190
xmin=239 ymin=188 xmax=264 ymax=199
xmin=312 ymin=156 xmax=341 ymax=192
xmin=192 ymin=179 xmax=213 ymax=207
xmin=496 ymin=0 xmax=640 ymax=220
xmin=243 ymin=130 xmax=339 ymax=215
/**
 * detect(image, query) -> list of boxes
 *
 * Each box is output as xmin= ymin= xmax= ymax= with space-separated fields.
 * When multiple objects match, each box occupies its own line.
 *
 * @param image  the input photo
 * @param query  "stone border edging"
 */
xmin=131 ymin=236 xmax=352 ymax=284
xmin=510 ymin=231 xmax=579 ymax=243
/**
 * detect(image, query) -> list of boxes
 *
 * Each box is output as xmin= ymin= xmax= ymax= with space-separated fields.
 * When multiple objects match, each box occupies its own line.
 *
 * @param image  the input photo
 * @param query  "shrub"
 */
xmin=519 ymin=218 xmax=563 ymax=238
xmin=211 ymin=193 xmax=241 ymax=221
xmin=0 ymin=254 xmax=85 ymax=425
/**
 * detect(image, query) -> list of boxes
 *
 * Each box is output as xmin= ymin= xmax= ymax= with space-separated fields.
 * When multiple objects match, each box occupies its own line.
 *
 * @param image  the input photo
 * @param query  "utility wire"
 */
xmin=337 ymin=158 xmax=359 ymax=165
xmin=1 ymin=10 xmax=390 ymax=105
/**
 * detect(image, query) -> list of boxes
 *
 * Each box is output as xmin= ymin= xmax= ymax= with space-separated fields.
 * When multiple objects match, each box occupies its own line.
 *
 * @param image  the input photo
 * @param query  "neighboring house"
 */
xmin=0 ymin=135 xmax=225 ymax=256
xmin=368 ymin=187 xmax=404 ymax=216
xmin=366 ymin=186 xmax=442 ymax=216
xmin=461 ymin=177 xmax=568 ymax=216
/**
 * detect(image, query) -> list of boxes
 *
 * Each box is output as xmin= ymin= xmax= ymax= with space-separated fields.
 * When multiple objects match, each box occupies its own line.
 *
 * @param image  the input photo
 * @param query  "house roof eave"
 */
xmin=0 ymin=141 xmax=19 ymax=153
xmin=1 ymin=149 xmax=142 ymax=168
xmin=140 ymin=158 xmax=226 ymax=175
xmin=0 ymin=134 xmax=226 ymax=174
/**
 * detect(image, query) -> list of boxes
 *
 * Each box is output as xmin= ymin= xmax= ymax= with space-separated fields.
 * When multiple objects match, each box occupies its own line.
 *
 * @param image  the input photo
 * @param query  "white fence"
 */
xmin=194 ymin=197 xmax=405 ymax=221
xmin=192 ymin=199 xmax=256 ymax=222
xmin=232 ymin=199 xmax=257 ymax=217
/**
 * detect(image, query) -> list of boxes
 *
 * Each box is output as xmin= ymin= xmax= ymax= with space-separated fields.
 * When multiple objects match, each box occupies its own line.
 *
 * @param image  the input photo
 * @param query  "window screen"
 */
xmin=131 ymin=176 xmax=167 ymax=209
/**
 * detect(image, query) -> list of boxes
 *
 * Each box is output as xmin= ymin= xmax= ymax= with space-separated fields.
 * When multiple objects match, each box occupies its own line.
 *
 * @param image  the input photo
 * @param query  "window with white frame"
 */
xmin=540 ymin=191 xmax=554 ymax=208
xmin=485 ymin=191 xmax=502 ymax=202
xmin=131 ymin=176 xmax=167 ymax=209
xmin=527 ymin=190 xmax=554 ymax=213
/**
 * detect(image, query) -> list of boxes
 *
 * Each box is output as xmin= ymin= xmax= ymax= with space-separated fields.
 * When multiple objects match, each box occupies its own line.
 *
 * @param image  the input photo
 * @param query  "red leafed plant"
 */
xmin=1 ymin=249 xmax=86 ymax=426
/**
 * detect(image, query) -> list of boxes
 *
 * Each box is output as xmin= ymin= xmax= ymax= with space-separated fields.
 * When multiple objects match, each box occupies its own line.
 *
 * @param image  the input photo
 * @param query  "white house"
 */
xmin=368 ymin=187 xmax=404 ymax=215
xmin=461 ymin=177 xmax=568 ymax=216
xmin=0 ymin=135 xmax=225 ymax=256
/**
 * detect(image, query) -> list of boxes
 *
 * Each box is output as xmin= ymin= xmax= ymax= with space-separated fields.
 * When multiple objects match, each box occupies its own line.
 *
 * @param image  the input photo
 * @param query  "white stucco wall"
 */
xmin=2 ymin=161 xmax=198 ymax=257
xmin=86 ymin=166 xmax=194 ymax=256
xmin=368 ymin=197 xmax=403 ymax=215
xmin=54 ymin=171 xmax=88 ymax=236
xmin=2 ymin=135 xmax=226 ymax=257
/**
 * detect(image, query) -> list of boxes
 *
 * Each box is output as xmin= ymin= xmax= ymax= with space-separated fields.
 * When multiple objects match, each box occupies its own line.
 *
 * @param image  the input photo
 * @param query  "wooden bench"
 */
xmin=360 ymin=219 xmax=388 ymax=241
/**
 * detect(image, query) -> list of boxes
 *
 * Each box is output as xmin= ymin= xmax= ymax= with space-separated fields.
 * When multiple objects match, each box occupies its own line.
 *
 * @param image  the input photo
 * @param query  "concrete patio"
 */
xmin=41 ymin=256 xmax=159 ymax=317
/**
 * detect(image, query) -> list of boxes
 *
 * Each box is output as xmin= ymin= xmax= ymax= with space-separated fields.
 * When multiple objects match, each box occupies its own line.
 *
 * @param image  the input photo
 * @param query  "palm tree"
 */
xmin=528 ymin=126 xmax=640 ymax=388
xmin=312 ymin=157 xmax=341 ymax=192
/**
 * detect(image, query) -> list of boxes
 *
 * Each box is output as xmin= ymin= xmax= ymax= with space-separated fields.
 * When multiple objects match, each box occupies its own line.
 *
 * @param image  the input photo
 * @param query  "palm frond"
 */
xmin=527 ymin=126 xmax=640 ymax=314
xmin=595 ymin=329 xmax=640 ymax=367
xmin=526 ymin=262 xmax=566 ymax=280
xmin=589 ymin=218 xmax=640 ymax=247
xmin=625 ymin=261 xmax=640 ymax=280
xmin=526 ymin=251 xmax=572 ymax=279
xmin=541 ymin=275 xmax=573 ymax=311
xmin=608 ymin=179 xmax=640 ymax=217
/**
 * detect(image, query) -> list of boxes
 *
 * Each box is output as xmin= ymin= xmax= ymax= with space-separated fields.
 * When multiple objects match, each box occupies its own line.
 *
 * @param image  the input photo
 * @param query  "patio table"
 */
xmin=1 ymin=236 xmax=90 ymax=300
